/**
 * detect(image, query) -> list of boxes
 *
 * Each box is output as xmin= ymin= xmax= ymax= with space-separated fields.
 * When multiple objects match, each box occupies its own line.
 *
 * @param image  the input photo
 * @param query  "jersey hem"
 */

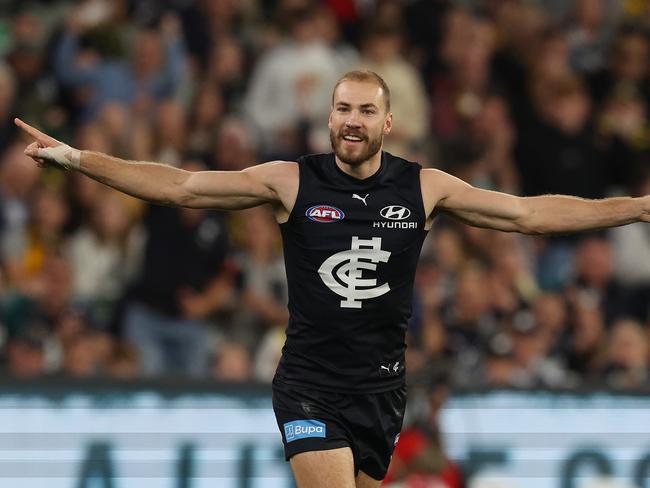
xmin=273 ymin=373 xmax=406 ymax=395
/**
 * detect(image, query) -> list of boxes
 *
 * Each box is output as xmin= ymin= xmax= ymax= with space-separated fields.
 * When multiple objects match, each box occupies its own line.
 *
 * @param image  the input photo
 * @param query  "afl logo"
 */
xmin=380 ymin=205 xmax=411 ymax=220
xmin=307 ymin=205 xmax=345 ymax=223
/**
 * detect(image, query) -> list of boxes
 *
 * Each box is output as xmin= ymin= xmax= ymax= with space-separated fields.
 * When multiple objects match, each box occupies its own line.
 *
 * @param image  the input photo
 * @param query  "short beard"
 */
xmin=330 ymin=129 xmax=383 ymax=166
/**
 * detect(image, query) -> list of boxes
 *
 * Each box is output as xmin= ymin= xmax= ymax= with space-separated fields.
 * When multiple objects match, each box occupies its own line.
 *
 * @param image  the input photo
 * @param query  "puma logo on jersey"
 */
xmin=318 ymin=236 xmax=391 ymax=308
xmin=379 ymin=361 xmax=401 ymax=377
xmin=352 ymin=193 xmax=369 ymax=206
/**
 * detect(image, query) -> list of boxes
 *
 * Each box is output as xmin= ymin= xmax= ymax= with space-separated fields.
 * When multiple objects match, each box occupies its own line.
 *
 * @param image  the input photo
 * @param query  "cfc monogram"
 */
xmin=318 ymin=236 xmax=391 ymax=308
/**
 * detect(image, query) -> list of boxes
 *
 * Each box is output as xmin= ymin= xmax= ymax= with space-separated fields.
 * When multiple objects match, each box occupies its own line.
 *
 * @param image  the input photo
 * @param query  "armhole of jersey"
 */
xmin=415 ymin=165 xmax=428 ymax=231
xmin=279 ymin=159 xmax=305 ymax=227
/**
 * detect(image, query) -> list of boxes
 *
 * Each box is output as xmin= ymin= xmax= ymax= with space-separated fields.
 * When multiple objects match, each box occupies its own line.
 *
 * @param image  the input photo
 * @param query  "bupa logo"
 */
xmin=284 ymin=420 xmax=327 ymax=443
xmin=307 ymin=205 xmax=345 ymax=223
xmin=380 ymin=205 xmax=411 ymax=220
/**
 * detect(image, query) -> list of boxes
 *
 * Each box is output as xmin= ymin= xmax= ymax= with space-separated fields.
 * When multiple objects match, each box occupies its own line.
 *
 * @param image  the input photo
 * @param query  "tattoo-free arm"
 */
xmin=16 ymin=118 xmax=297 ymax=211
xmin=424 ymin=168 xmax=650 ymax=234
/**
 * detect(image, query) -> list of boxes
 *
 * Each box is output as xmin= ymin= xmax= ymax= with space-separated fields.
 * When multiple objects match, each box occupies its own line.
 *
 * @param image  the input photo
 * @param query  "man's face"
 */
xmin=329 ymin=81 xmax=392 ymax=165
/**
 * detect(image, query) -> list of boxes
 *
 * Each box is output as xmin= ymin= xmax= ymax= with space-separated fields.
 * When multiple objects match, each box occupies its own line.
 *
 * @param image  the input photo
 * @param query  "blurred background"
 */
xmin=1 ymin=0 xmax=650 ymax=487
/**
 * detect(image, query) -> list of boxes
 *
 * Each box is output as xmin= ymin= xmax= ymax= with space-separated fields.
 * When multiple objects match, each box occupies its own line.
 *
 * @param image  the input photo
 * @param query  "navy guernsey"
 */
xmin=276 ymin=151 xmax=428 ymax=393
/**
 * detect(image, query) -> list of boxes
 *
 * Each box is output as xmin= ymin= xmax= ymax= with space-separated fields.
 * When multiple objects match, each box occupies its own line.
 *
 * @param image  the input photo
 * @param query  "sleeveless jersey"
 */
xmin=276 ymin=151 xmax=428 ymax=393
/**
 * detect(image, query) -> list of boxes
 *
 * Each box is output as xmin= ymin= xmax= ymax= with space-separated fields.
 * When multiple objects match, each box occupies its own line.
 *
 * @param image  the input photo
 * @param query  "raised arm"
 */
xmin=15 ymin=118 xmax=298 ymax=218
xmin=422 ymin=168 xmax=650 ymax=234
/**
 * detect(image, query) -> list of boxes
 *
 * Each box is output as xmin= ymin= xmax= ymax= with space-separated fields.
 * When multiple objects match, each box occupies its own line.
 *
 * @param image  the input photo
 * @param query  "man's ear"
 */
xmin=328 ymin=111 xmax=333 ymax=129
xmin=384 ymin=113 xmax=393 ymax=135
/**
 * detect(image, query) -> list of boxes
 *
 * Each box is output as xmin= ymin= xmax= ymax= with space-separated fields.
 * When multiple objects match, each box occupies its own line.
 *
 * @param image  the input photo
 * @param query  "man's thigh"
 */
xmin=290 ymin=447 xmax=356 ymax=488
xmin=355 ymin=470 xmax=382 ymax=488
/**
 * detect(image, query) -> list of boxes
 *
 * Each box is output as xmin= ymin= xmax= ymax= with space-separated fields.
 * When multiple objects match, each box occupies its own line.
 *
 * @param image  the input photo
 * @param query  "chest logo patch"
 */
xmin=318 ymin=236 xmax=391 ymax=308
xmin=380 ymin=205 xmax=411 ymax=220
xmin=306 ymin=205 xmax=345 ymax=223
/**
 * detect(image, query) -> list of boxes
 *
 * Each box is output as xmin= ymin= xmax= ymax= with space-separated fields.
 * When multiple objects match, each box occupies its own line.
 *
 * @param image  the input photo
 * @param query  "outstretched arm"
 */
xmin=15 ymin=118 xmax=297 ymax=213
xmin=422 ymin=168 xmax=650 ymax=234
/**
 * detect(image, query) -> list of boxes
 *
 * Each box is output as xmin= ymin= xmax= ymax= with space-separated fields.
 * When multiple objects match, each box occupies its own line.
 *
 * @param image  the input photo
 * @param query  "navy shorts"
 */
xmin=272 ymin=377 xmax=406 ymax=480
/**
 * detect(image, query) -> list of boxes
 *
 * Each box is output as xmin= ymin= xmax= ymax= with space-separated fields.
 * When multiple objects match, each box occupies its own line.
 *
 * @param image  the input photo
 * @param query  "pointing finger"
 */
xmin=14 ymin=118 xmax=60 ymax=146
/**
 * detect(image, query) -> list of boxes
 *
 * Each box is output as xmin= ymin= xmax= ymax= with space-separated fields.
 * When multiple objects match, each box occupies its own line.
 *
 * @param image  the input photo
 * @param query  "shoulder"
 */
xmin=243 ymin=161 xmax=299 ymax=210
xmin=420 ymin=167 xmax=459 ymax=186
xmin=420 ymin=168 xmax=471 ymax=216
xmin=243 ymin=160 xmax=298 ymax=180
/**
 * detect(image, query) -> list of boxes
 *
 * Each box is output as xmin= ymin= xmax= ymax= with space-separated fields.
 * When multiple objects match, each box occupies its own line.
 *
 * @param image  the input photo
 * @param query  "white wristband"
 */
xmin=38 ymin=145 xmax=81 ymax=171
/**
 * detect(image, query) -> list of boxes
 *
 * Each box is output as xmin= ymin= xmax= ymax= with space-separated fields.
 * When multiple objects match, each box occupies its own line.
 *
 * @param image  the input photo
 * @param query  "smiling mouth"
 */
xmin=341 ymin=134 xmax=365 ymax=143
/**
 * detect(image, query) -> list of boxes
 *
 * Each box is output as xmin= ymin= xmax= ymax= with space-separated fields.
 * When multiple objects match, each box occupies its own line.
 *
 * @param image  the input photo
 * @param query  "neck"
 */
xmin=334 ymin=149 xmax=382 ymax=180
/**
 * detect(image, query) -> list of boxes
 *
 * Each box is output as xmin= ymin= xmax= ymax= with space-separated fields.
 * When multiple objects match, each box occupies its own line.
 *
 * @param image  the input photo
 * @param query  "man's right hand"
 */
xmin=15 ymin=118 xmax=81 ymax=171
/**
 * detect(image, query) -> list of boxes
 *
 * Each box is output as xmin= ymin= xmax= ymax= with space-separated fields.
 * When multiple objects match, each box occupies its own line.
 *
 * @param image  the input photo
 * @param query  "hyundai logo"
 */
xmin=380 ymin=205 xmax=411 ymax=220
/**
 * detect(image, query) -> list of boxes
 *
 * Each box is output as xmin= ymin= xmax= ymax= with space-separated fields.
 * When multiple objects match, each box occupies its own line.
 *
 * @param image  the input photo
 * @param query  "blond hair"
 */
xmin=332 ymin=70 xmax=391 ymax=112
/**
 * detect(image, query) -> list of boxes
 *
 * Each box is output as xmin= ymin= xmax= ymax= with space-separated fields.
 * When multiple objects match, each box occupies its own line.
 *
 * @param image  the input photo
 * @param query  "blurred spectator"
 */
xmin=403 ymin=0 xmax=454 ymax=79
xmin=210 ymin=116 xmax=258 ymax=171
xmin=600 ymin=318 xmax=650 ymax=389
xmin=5 ymin=329 xmax=46 ymax=378
xmin=243 ymin=3 xmax=355 ymax=159
xmin=0 ymin=142 xmax=41 ymax=279
xmin=106 ymin=340 xmax=139 ymax=379
xmin=570 ymin=237 xmax=630 ymax=324
xmin=254 ymin=326 xmax=286 ymax=382
xmin=482 ymin=332 xmax=517 ymax=387
xmin=178 ymin=0 xmax=253 ymax=72
xmin=358 ymin=22 xmax=429 ymax=158
xmin=533 ymin=292 xmax=570 ymax=358
xmin=566 ymin=293 xmax=607 ymax=383
xmin=516 ymin=74 xmax=610 ymax=198
xmin=124 ymin=161 xmax=232 ymax=378
xmin=229 ymin=207 xmax=288 ymax=346
xmin=6 ymin=10 xmax=64 ymax=140
xmin=508 ymin=309 xmax=568 ymax=387
xmin=566 ymin=0 xmax=616 ymax=73
xmin=0 ymin=62 xmax=17 ymax=152
xmin=3 ymin=256 xmax=75 ymax=335
xmin=316 ymin=4 xmax=358 ymax=75
xmin=486 ymin=232 xmax=539 ymax=309
xmin=186 ymin=83 xmax=225 ymax=158
xmin=55 ymin=8 xmax=187 ymax=122
xmin=587 ymin=26 xmax=650 ymax=108
xmin=151 ymin=99 xmax=187 ymax=165
xmin=212 ymin=340 xmax=253 ymax=382
xmin=4 ymin=185 xmax=69 ymax=295
xmin=462 ymin=94 xmax=519 ymax=192
xmin=443 ymin=265 xmax=498 ymax=385
xmin=66 ymin=190 xmax=145 ymax=329
xmin=611 ymin=171 xmax=650 ymax=287
xmin=204 ymin=35 xmax=248 ymax=111
xmin=61 ymin=328 xmax=112 ymax=378
xmin=430 ymin=8 xmax=498 ymax=143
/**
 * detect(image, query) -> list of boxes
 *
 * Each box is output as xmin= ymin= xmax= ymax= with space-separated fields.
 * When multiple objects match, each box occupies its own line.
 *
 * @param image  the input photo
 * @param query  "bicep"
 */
xmin=180 ymin=161 xmax=297 ymax=211
xmin=181 ymin=167 xmax=277 ymax=210
xmin=424 ymin=169 xmax=528 ymax=232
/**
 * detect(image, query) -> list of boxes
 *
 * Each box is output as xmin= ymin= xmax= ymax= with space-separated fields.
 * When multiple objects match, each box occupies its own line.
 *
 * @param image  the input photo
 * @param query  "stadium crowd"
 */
xmin=1 ymin=0 xmax=650 ymax=393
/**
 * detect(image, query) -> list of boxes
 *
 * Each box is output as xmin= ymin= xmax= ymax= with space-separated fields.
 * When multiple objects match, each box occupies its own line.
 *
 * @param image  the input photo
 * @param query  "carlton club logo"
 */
xmin=318 ymin=236 xmax=391 ymax=309
xmin=306 ymin=205 xmax=345 ymax=223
